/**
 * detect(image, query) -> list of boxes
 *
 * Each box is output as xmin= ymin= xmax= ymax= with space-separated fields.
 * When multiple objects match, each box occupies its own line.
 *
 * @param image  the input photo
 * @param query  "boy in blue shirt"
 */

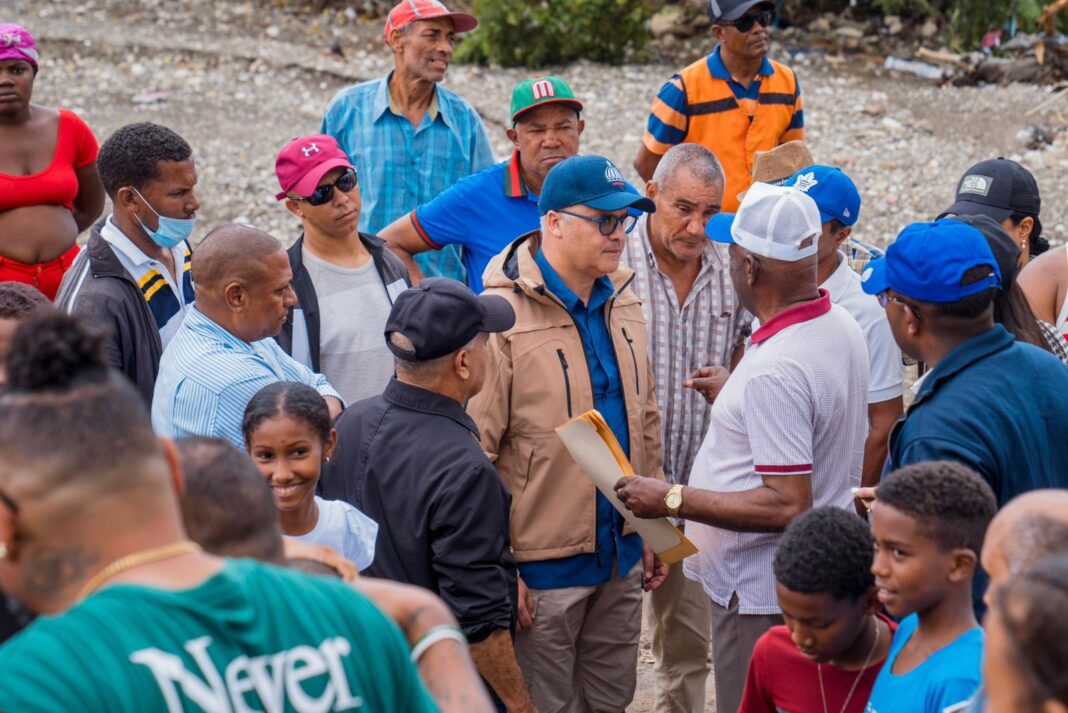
xmin=865 ymin=461 xmax=997 ymax=713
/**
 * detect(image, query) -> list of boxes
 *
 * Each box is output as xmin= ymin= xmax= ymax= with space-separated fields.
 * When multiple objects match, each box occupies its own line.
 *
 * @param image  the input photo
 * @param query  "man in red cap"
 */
xmin=272 ymin=134 xmax=411 ymax=406
xmin=321 ymin=0 xmax=493 ymax=284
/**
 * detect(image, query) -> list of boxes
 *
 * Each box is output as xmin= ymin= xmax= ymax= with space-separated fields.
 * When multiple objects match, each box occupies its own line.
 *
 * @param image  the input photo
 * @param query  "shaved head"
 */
xmin=191 ymin=224 xmax=285 ymax=295
xmin=983 ymin=490 xmax=1068 ymax=588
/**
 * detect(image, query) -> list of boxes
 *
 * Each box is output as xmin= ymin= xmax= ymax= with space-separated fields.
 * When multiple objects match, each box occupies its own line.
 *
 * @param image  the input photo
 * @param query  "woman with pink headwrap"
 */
xmin=0 ymin=23 xmax=104 ymax=300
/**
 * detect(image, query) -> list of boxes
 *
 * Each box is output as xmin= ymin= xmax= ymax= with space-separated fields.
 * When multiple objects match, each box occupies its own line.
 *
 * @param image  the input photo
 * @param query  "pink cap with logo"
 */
xmin=0 ymin=23 xmax=40 ymax=71
xmin=274 ymin=134 xmax=353 ymax=201
xmin=384 ymin=0 xmax=478 ymax=44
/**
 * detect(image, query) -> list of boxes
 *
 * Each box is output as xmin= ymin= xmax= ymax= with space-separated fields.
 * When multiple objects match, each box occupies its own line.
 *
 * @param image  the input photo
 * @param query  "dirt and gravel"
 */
xmin=9 ymin=1 xmax=1068 ymax=710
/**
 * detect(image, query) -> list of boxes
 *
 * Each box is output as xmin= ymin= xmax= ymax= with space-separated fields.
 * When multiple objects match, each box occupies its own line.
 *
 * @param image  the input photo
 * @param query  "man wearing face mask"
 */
xmin=56 ymin=122 xmax=199 ymax=406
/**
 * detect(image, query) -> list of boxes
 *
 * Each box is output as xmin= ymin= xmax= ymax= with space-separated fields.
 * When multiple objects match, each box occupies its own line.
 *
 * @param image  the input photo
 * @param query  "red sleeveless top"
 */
xmin=0 ymin=109 xmax=99 ymax=212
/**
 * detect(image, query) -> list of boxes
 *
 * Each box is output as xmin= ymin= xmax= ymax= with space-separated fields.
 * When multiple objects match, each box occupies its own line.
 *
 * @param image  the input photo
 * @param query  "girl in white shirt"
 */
xmin=242 ymin=381 xmax=377 ymax=570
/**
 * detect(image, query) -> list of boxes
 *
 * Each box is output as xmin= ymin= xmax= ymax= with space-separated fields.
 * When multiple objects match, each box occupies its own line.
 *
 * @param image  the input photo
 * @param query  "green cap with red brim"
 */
xmin=510 ymin=76 xmax=584 ymax=123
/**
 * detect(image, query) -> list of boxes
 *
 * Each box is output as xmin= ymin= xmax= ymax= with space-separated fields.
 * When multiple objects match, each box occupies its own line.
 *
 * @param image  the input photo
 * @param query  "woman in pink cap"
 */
xmin=0 ymin=23 xmax=104 ymax=300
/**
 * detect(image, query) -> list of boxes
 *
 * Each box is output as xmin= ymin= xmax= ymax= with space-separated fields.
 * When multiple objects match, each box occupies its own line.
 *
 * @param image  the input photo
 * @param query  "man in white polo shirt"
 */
xmin=615 ymin=182 xmax=868 ymax=713
xmin=784 ymin=165 xmax=903 ymax=500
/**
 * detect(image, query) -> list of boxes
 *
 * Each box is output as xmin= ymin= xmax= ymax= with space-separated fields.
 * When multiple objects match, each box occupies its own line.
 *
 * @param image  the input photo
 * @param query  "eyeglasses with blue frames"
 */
xmin=289 ymin=168 xmax=358 ymax=207
xmin=556 ymin=210 xmax=638 ymax=236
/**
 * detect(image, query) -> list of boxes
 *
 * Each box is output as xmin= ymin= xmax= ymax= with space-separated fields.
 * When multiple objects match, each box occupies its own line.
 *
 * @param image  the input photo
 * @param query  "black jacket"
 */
xmin=55 ymin=223 xmax=164 ymax=406
xmin=321 ymin=378 xmax=517 ymax=643
xmin=276 ymin=233 xmax=410 ymax=372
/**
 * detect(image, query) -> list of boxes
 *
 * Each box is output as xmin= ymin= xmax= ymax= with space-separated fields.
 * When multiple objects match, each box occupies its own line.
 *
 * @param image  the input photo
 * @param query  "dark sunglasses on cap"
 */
xmin=290 ymin=168 xmax=358 ymax=207
xmin=720 ymin=7 xmax=775 ymax=33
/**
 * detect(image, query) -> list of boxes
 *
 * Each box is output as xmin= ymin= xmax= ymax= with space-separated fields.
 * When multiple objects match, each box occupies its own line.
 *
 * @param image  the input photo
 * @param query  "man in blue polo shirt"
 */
xmin=861 ymin=219 xmax=1068 ymax=506
xmin=382 ymin=76 xmax=584 ymax=292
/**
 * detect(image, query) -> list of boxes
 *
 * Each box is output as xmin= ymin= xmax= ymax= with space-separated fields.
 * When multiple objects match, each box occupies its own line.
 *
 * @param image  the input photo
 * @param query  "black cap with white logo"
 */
xmin=939 ymin=157 xmax=1041 ymax=223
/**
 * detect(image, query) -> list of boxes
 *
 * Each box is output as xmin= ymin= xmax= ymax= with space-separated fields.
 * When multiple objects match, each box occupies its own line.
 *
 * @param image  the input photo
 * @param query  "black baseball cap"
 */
xmin=939 ymin=158 xmax=1041 ymax=223
xmin=940 ymin=213 xmax=1021 ymax=292
xmin=708 ymin=0 xmax=772 ymax=22
xmin=385 ymin=278 xmax=515 ymax=361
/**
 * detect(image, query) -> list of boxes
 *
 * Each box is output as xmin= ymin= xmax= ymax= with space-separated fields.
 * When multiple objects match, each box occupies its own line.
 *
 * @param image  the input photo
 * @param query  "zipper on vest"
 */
xmin=622 ymin=327 xmax=640 ymax=396
xmin=557 ymin=349 xmax=574 ymax=418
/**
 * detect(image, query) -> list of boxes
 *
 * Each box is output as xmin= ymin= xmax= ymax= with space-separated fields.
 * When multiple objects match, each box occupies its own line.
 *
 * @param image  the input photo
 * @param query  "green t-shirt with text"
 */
xmin=0 ymin=558 xmax=438 ymax=713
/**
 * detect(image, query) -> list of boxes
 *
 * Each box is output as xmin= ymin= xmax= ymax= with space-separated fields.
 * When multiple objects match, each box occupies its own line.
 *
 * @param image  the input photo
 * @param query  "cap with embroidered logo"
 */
xmin=709 ymin=182 xmax=822 ymax=262
xmin=785 ymin=165 xmax=861 ymax=227
xmin=384 ymin=0 xmax=478 ymax=44
xmin=538 ymin=155 xmax=655 ymax=216
xmin=274 ymin=134 xmax=354 ymax=201
xmin=510 ymin=76 xmax=584 ymax=124
xmin=860 ymin=220 xmax=1002 ymax=303
xmin=938 ymin=157 xmax=1041 ymax=223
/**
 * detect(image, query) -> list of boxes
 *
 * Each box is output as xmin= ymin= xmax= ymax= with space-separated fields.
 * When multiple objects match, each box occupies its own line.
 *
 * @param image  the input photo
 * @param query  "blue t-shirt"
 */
xmin=413 ymin=152 xmax=539 ymax=293
xmin=517 ymin=251 xmax=642 ymax=590
xmin=865 ymin=614 xmax=982 ymax=713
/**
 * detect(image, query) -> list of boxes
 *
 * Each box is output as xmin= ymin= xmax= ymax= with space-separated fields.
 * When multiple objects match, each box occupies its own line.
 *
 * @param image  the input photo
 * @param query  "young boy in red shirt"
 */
xmin=740 ymin=507 xmax=895 ymax=713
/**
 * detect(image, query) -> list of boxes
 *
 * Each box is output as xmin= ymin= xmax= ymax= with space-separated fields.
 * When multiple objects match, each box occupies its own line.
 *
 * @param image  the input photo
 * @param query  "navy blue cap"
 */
xmin=539 ymin=155 xmax=655 ymax=216
xmin=939 ymin=157 xmax=1041 ymax=222
xmin=861 ymin=220 xmax=1002 ymax=303
xmin=705 ymin=212 xmax=735 ymax=242
xmin=784 ymin=165 xmax=861 ymax=227
xmin=385 ymin=278 xmax=515 ymax=361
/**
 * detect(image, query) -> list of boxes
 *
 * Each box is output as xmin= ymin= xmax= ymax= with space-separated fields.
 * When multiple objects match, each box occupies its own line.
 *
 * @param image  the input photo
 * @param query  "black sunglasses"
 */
xmin=557 ymin=210 xmax=638 ymax=236
xmin=720 ymin=7 xmax=775 ymax=33
xmin=291 ymin=168 xmax=358 ymax=207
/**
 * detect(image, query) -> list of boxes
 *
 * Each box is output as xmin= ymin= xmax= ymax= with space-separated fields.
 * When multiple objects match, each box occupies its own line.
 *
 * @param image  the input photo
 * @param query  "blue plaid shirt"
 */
xmin=152 ymin=307 xmax=341 ymax=450
xmin=321 ymin=74 xmax=495 ymax=282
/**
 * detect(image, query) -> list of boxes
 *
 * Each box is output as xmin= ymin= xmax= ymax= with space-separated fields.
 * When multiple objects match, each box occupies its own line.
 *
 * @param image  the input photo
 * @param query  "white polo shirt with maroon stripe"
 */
xmin=683 ymin=290 xmax=868 ymax=615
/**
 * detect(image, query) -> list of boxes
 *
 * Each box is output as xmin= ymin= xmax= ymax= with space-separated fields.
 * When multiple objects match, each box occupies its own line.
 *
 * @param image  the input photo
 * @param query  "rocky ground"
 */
xmin=11 ymin=1 xmax=1068 ymax=710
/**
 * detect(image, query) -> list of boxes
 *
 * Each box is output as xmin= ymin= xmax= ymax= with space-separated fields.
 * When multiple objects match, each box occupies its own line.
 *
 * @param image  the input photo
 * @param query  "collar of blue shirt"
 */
xmin=534 ymin=249 xmax=616 ymax=313
xmin=371 ymin=71 xmax=459 ymax=129
xmin=914 ymin=325 xmax=1014 ymax=403
xmin=185 ymin=305 xmax=257 ymax=352
xmin=707 ymin=44 xmax=774 ymax=81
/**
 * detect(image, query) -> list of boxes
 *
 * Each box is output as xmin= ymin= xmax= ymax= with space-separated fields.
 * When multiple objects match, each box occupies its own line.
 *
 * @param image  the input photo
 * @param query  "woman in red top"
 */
xmin=0 ymin=23 xmax=105 ymax=299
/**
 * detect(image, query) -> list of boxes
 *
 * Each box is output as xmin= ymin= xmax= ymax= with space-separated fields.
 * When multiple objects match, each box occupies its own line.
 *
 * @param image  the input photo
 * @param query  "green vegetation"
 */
xmin=455 ymin=0 xmax=651 ymax=67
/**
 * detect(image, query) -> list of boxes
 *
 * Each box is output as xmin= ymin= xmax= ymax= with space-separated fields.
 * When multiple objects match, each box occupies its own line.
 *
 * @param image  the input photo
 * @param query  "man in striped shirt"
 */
xmin=152 ymin=225 xmax=343 ymax=449
xmin=634 ymin=0 xmax=803 ymax=213
xmin=621 ymin=143 xmax=748 ymax=713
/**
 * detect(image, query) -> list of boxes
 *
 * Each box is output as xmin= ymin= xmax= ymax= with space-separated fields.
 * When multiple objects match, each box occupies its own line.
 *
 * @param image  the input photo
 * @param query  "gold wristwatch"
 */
xmin=665 ymin=484 xmax=684 ymax=518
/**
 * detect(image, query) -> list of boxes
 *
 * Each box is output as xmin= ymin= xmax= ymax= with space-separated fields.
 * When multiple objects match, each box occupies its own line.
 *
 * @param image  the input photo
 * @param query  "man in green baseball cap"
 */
xmin=382 ymin=75 xmax=586 ymax=292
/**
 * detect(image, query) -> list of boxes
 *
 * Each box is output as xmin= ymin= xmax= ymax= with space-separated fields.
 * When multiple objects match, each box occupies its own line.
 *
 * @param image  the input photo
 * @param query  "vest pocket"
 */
xmin=622 ymin=326 xmax=640 ymax=396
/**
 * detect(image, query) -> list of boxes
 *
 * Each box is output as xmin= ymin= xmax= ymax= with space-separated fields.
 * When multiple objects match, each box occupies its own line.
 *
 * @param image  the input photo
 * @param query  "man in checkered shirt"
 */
xmin=616 ymin=183 xmax=868 ymax=713
xmin=621 ymin=143 xmax=749 ymax=713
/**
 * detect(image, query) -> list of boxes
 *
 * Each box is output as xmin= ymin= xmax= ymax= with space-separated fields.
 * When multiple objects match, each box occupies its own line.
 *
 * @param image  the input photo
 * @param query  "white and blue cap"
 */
xmin=707 ymin=182 xmax=822 ymax=262
xmin=539 ymin=155 xmax=655 ymax=216
xmin=784 ymin=165 xmax=861 ymax=227
xmin=860 ymin=220 xmax=1002 ymax=303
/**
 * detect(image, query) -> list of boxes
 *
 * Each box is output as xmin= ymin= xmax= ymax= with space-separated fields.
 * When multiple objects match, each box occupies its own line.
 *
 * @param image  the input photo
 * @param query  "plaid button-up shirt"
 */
xmin=321 ymin=73 xmax=495 ymax=282
xmin=622 ymin=213 xmax=751 ymax=487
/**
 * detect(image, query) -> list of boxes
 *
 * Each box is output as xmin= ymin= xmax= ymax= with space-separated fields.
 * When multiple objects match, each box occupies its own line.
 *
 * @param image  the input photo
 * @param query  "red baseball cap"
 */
xmin=384 ymin=0 xmax=478 ymax=44
xmin=274 ymin=135 xmax=353 ymax=201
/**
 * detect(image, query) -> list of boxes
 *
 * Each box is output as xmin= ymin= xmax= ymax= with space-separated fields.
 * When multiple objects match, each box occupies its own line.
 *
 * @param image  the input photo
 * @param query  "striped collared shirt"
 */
xmin=621 ymin=213 xmax=751 ymax=487
xmin=321 ymin=72 xmax=495 ymax=282
xmin=152 ymin=307 xmax=341 ymax=449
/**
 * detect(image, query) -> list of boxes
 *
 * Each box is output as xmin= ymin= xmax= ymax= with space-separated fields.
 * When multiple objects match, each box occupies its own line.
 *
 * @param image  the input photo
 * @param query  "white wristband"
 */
xmin=410 ymin=625 xmax=467 ymax=663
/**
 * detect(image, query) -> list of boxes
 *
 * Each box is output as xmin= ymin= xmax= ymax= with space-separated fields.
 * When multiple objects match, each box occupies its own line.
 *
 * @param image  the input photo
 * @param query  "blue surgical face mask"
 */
xmin=131 ymin=187 xmax=196 ymax=248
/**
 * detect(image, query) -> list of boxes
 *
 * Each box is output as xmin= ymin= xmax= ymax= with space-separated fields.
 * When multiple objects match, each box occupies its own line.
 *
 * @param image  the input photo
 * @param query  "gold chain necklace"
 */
xmin=76 ymin=541 xmax=203 ymax=602
xmin=818 ymin=614 xmax=881 ymax=713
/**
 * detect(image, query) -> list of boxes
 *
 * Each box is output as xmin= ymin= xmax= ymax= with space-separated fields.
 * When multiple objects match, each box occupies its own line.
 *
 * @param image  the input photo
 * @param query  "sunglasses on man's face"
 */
xmin=720 ymin=7 xmax=775 ymax=33
xmin=291 ymin=168 xmax=358 ymax=207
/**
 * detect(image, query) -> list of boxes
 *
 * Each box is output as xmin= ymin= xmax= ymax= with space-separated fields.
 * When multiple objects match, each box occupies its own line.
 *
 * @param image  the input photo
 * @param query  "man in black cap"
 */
xmin=321 ymin=278 xmax=537 ymax=713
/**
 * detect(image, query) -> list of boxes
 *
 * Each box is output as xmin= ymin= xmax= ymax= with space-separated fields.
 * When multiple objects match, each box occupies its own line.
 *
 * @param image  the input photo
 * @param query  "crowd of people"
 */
xmin=1 ymin=0 xmax=1067 ymax=711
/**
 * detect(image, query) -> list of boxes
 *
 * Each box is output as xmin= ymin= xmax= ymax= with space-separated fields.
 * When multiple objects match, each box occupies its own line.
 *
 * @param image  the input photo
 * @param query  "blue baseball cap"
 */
xmin=860 ymin=220 xmax=1002 ymax=303
xmin=539 ymin=155 xmax=655 ymax=216
xmin=784 ymin=165 xmax=861 ymax=227
xmin=705 ymin=212 xmax=735 ymax=242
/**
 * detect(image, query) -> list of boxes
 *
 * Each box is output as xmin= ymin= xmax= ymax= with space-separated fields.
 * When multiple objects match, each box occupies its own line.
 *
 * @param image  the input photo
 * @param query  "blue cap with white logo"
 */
xmin=784 ymin=165 xmax=861 ymax=227
xmin=860 ymin=220 xmax=1002 ymax=303
xmin=539 ymin=155 xmax=656 ymax=216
